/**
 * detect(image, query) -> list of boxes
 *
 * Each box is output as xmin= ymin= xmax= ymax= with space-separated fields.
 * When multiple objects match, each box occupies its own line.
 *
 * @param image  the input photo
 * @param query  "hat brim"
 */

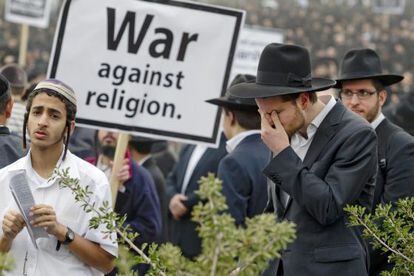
xmin=228 ymin=78 xmax=336 ymax=99
xmin=206 ymin=97 xmax=258 ymax=110
xmin=334 ymin=74 xmax=403 ymax=88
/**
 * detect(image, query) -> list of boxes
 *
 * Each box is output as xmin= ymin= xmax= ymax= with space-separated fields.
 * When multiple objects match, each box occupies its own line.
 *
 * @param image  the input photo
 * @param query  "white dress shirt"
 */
xmin=226 ymin=130 xmax=261 ymax=153
xmin=180 ymin=145 xmax=207 ymax=194
xmin=370 ymin=112 xmax=386 ymax=130
xmin=290 ymin=95 xmax=336 ymax=160
xmin=279 ymin=96 xmax=336 ymax=206
xmin=0 ymin=150 xmax=118 ymax=276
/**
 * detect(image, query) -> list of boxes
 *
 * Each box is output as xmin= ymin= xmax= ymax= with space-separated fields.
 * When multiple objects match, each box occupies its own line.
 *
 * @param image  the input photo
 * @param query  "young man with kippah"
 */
xmin=0 ymin=79 xmax=117 ymax=275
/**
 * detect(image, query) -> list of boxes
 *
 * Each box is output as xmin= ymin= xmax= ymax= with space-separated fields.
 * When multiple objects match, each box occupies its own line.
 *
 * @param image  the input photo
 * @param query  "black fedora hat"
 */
xmin=334 ymin=48 xmax=403 ymax=88
xmin=206 ymin=74 xmax=258 ymax=110
xmin=229 ymin=43 xmax=335 ymax=99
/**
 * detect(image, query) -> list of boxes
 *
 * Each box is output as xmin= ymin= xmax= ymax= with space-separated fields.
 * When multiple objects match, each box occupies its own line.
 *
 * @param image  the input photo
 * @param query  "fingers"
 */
xmin=3 ymin=219 xmax=22 ymax=234
xmin=30 ymin=206 xmax=55 ymax=217
xmin=169 ymin=195 xmax=188 ymax=219
xmin=2 ymin=211 xmax=26 ymax=240
xmin=117 ymin=164 xmax=130 ymax=179
xmin=270 ymin=110 xmax=284 ymax=130
xmin=176 ymin=194 xmax=188 ymax=201
xmin=4 ymin=212 xmax=25 ymax=229
xmin=30 ymin=215 xmax=55 ymax=226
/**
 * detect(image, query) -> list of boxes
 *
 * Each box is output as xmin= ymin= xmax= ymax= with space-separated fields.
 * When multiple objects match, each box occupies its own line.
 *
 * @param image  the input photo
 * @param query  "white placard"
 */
xmin=231 ymin=25 xmax=283 ymax=81
xmin=372 ymin=0 xmax=406 ymax=14
xmin=5 ymin=0 xmax=52 ymax=28
xmin=48 ymin=0 xmax=244 ymax=146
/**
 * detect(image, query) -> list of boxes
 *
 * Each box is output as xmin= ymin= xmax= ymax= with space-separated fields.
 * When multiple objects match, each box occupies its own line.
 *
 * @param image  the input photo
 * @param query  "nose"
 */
xmin=349 ymin=93 xmax=360 ymax=106
xmin=37 ymin=112 xmax=48 ymax=127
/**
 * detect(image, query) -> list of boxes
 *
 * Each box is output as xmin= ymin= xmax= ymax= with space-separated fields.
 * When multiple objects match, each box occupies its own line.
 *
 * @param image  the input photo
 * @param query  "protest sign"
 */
xmin=49 ymin=0 xmax=244 ymax=146
xmin=372 ymin=0 xmax=406 ymax=14
xmin=231 ymin=25 xmax=283 ymax=81
xmin=5 ymin=0 xmax=52 ymax=28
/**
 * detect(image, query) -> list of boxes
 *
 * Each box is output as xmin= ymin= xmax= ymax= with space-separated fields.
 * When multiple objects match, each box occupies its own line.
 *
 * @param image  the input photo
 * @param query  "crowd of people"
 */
xmin=1 ymin=0 xmax=414 ymax=95
xmin=212 ymin=0 xmax=414 ymax=96
xmin=0 ymin=0 xmax=414 ymax=276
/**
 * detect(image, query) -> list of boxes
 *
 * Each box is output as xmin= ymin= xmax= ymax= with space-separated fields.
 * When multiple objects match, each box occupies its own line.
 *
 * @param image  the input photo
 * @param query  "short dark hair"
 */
xmin=372 ymin=79 xmax=385 ymax=92
xmin=0 ymin=77 xmax=11 ymax=116
xmin=129 ymin=141 xmax=152 ymax=155
xmin=224 ymin=108 xmax=261 ymax=130
xmin=23 ymin=89 xmax=77 ymax=160
xmin=279 ymin=92 xmax=318 ymax=104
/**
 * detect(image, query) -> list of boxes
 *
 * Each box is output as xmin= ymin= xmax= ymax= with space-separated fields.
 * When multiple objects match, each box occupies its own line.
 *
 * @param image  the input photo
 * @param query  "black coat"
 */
xmin=264 ymin=101 xmax=377 ymax=276
xmin=383 ymin=90 xmax=414 ymax=136
xmin=369 ymin=118 xmax=414 ymax=276
xmin=0 ymin=126 xmax=23 ymax=169
xmin=152 ymin=145 xmax=177 ymax=179
xmin=165 ymin=135 xmax=227 ymax=258
xmin=142 ymin=156 xmax=168 ymax=243
xmin=218 ymin=133 xmax=270 ymax=225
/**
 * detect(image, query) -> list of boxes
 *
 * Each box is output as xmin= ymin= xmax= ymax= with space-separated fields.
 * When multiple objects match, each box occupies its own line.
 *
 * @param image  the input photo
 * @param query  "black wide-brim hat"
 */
xmin=206 ymin=74 xmax=258 ymax=110
xmin=334 ymin=48 xmax=403 ymax=88
xmin=229 ymin=43 xmax=336 ymax=99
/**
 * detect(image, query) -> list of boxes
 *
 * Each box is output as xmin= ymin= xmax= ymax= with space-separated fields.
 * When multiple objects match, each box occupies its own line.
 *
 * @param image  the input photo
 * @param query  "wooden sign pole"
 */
xmin=18 ymin=24 xmax=29 ymax=67
xmin=110 ymin=133 xmax=130 ymax=205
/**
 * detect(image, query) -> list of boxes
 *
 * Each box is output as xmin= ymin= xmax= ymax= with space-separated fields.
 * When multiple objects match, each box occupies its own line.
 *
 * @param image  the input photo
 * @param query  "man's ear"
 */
xmin=228 ymin=110 xmax=236 ymax=126
xmin=69 ymin=120 xmax=76 ymax=135
xmin=378 ymin=90 xmax=387 ymax=107
xmin=297 ymin=92 xmax=309 ymax=109
xmin=5 ymin=97 xmax=14 ymax=119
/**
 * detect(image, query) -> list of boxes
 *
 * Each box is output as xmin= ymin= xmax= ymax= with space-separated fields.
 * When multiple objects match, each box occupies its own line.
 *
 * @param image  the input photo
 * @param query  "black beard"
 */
xmin=101 ymin=145 xmax=116 ymax=159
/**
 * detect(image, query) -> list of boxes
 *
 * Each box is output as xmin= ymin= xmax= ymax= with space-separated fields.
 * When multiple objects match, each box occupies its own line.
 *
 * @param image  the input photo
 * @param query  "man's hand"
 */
xmin=116 ymin=158 xmax=131 ymax=184
xmin=30 ymin=204 xmax=67 ymax=241
xmin=259 ymin=109 xmax=290 ymax=155
xmin=2 ymin=210 xmax=25 ymax=241
xmin=169 ymin=194 xmax=188 ymax=220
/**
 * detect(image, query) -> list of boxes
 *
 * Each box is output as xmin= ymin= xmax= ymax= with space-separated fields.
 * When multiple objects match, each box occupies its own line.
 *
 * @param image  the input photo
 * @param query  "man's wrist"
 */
xmin=0 ymin=235 xmax=13 ymax=252
xmin=55 ymin=224 xmax=68 ymax=242
xmin=273 ymin=143 xmax=290 ymax=156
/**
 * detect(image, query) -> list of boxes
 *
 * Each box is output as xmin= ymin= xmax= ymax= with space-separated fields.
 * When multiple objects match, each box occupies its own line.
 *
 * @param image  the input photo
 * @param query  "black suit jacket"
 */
xmin=383 ymin=90 xmax=414 ymax=136
xmin=369 ymin=118 xmax=414 ymax=275
xmin=218 ymin=133 xmax=270 ymax=225
xmin=165 ymin=135 xmax=227 ymax=258
xmin=0 ymin=126 xmax=23 ymax=169
xmin=263 ymin=101 xmax=377 ymax=276
xmin=142 ymin=157 xmax=168 ymax=243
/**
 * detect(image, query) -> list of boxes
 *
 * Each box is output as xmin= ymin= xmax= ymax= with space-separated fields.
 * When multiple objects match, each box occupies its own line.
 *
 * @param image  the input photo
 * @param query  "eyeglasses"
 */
xmin=339 ymin=89 xmax=378 ymax=100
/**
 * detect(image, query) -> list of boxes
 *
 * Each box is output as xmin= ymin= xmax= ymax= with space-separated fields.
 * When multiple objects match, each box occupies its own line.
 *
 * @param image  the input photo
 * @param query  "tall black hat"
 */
xmin=334 ymin=48 xmax=403 ymax=88
xmin=229 ymin=43 xmax=335 ymax=98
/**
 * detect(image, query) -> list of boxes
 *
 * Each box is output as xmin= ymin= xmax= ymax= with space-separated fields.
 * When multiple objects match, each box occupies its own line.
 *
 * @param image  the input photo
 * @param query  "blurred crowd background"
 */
xmin=0 ymin=0 xmax=413 ymax=103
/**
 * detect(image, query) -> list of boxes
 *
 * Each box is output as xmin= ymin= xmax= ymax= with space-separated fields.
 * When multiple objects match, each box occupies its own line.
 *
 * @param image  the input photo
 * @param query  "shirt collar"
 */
xmin=9 ymin=149 xmax=80 ymax=188
xmin=226 ymin=130 xmax=261 ymax=153
xmin=138 ymin=154 xmax=152 ymax=166
xmin=311 ymin=95 xmax=336 ymax=129
xmin=370 ymin=112 xmax=385 ymax=130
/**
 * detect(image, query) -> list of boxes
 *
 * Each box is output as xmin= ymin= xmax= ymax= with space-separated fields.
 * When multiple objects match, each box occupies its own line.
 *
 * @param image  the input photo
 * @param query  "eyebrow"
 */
xmin=32 ymin=106 xmax=63 ymax=115
xmin=266 ymin=109 xmax=281 ymax=114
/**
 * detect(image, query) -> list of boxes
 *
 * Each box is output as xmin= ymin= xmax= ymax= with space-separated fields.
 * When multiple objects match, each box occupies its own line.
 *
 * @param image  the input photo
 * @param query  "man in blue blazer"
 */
xmin=206 ymin=74 xmax=270 ymax=225
xmin=165 ymin=134 xmax=227 ymax=258
xmin=230 ymin=43 xmax=377 ymax=276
